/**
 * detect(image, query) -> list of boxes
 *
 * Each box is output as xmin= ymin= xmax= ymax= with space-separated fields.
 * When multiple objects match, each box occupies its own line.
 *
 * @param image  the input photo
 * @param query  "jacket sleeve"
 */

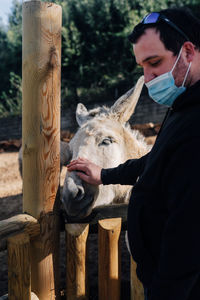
xmin=149 ymin=137 xmax=200 ymax=300
xmin=101 ymin=152 xmax=149 ymax=185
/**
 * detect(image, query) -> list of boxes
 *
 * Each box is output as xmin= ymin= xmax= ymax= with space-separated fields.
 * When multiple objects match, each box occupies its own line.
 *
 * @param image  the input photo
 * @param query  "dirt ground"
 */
xmin=0 ymin=151 xmax=130 ymax=299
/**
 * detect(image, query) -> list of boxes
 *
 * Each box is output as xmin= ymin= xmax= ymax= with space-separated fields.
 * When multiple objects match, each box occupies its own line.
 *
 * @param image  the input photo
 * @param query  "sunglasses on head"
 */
xmin=140 ymin=12 xmax=190 ymax=41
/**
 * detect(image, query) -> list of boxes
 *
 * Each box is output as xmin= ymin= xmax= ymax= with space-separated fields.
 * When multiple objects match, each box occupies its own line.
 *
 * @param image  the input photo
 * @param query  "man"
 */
xmin=67 ymin=8 xmax=200 ymax=300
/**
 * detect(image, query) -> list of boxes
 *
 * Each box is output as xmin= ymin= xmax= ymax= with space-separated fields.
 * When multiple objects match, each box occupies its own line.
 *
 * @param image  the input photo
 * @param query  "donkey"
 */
xmin=61 ymin=76 xmax=151 ymax=219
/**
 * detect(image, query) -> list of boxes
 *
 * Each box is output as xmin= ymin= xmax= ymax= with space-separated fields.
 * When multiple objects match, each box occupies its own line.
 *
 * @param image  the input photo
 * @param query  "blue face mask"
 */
xmin=145 ymin=47 xmax=192 ymax=107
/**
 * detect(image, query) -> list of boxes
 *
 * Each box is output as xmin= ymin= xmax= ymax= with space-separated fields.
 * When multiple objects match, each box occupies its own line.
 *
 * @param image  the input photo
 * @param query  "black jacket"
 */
xmin=101 ymin=80 xmax=200 ymax=300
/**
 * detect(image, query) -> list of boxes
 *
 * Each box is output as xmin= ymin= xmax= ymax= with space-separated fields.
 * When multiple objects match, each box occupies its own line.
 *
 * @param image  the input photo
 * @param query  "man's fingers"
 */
xmin=66 ymin=158 xmax=101 ymax=185
xmin=76 ymin=172 xmax=90 ymax=183
xmin=67 ymin=157 xmax=89 ymax=168
xmin=67 ymin=163 xmax=88 ymax=174
xmin=67 ymin=161 xmax=84 ymax=168
xmin=67 ymin=160 xmax=80 ymax=167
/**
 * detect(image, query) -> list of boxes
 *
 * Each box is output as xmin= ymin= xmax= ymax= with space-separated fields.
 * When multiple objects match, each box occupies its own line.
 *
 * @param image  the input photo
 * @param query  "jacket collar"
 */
xmin=172 ymin=80 xmax=200 ymax=111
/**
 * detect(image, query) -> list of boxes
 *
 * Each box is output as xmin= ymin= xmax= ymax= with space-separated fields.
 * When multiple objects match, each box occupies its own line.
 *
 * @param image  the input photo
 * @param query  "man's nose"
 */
xmin=143 ymin=70 xmax=156 ymax=83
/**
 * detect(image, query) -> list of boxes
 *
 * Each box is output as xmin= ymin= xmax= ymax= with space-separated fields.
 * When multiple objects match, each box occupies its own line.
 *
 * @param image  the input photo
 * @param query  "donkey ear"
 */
xmin=110 ymin=76 xmax=144 ymax=123
xmin=76 ymin=103 xmax=89 ymax=126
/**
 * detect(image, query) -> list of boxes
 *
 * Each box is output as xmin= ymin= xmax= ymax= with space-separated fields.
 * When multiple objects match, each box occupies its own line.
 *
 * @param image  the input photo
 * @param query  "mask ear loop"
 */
xmin=182 ymin=62 xmax=192 ymax=87
xmin=171 ymin=46 xmax=183 ymax=74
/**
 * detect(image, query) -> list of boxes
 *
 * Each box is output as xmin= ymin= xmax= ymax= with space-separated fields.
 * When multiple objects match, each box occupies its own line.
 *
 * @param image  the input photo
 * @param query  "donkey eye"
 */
xmin=99 ymin=137 xmax=113 ymax=146
xmin=89 ymin=112 xmax=96 ymax=117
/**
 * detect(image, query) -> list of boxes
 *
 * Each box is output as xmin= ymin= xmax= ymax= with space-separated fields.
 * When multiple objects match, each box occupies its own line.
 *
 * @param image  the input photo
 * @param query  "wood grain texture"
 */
xmin=30 ymin=212 xmax=60 ymax=300
xmin=22 ymin=0 xmax=62 ymax=217
xmin=22 ymin=2 xmax=62 ymax=299
xmin=65 ymin=223 xmax=89 ymax=300
xmin=98 ymin=218 xmax=122 ymax=300
xmin=7 ymin=233 xmax=31 ymax=300
xmin=130 ymin=257 xmax=144 ymax=300
xmin=0 ymin=214 xmax=39 ymax=251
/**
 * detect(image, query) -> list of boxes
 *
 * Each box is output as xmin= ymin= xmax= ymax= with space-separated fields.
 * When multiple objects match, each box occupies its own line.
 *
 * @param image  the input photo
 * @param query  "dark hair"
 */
xmin=129 ymin=8 xmax=200 ymax=55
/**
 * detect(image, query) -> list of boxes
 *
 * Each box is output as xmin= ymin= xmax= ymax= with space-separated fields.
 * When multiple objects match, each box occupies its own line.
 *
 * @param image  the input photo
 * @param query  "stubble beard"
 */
xmin=173 ymin=56 xmax=191 ymax=87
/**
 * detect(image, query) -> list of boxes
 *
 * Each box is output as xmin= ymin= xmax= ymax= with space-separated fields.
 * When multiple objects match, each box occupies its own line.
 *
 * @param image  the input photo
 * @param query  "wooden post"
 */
xmin=98 ymin=218 xmax=122 ymax=300
xmin=7 ymin=233 xmax=31 ymax=300
xmin=65 ymin=224 xmax=89 ymax=300
xmin=22 ymin=1 xmax=62 ymax=299
xmin=0 ymin=214 xmax=39 ymax=251
xmin=130 ymin=257 xmax=144 ymax=300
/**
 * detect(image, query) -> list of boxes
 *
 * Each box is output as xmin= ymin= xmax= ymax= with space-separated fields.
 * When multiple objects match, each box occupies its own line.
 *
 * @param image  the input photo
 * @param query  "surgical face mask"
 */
xmin=145 ymin=47 xmax=192 ymax=107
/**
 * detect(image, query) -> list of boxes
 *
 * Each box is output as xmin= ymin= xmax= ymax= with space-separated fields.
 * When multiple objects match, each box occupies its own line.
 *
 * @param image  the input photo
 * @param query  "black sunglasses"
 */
xmin=140 ymin=12 xmax=190 ymax=41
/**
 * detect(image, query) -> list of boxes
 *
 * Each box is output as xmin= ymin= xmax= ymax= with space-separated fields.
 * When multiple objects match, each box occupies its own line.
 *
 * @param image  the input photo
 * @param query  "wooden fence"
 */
xmin=0 ymin=206 xmax=144 ymax=300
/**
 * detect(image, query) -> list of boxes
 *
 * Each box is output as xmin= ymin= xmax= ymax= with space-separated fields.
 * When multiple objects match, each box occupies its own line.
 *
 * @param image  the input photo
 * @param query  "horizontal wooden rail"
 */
xmin=0 ymin=204 xmax=127 ymax=252
xmin=63 ymin=203 xmax=128 ymax=232
xmin=0 ymin=214 xmax=40 ymax=251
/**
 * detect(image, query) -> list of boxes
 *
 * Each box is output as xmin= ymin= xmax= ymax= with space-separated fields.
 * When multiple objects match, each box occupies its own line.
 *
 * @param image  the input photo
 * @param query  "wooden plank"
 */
xmin=7 ymin=233 xmax=31 ymax=300
xmin=65 ymin=223 xmax=89 ymax=300
xmin=130 ymin=257 xmax=144 ymax=300
xmin=0 ymin=214 xmax=39 ymax=251
xmin=98 ymin=218 xmax=122 ymax=300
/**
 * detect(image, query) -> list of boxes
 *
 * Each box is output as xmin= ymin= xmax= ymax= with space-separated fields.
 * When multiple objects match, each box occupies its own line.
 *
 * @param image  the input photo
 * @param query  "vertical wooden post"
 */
xmin=98 ymin=218 xmax=121 ymax=300
xmin=22 ymin=1 xmax=62 ymax=299
xmin=130 ymin=257 xmax=144 ymax=300
xmin=65 ymin=224 xmax=89 ymax=300
xmin=7 ymin=233 xmax=31 ymax=300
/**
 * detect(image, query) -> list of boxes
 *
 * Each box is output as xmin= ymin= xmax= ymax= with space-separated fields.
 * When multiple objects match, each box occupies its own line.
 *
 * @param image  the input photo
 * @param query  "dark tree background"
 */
xmin=0 ymin=0 xmax=199 ymax=117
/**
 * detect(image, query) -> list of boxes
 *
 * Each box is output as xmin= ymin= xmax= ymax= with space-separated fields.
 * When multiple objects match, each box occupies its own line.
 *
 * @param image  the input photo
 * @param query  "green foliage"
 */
xmin=6 ymin=0 xmax=22 ymax=77
xmin=0 ymin=0 xmax=22 ymax=118
xmin=61 ymin=0 xmax=136 ymax=103
xmin=61 ymin=0 xmax=200 ymax=105
xmin=0 ymin=72 xmax=22 ymax=117
xmin=0 ymin=0 xmax=200 ymax=117
xmin=0 ymin=25 xmax=10 ymax=96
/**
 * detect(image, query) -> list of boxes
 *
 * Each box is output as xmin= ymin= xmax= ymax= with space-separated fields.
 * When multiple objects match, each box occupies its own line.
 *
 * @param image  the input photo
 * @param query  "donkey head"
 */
xmin=62 ymin=76 xmax=146 ymax=219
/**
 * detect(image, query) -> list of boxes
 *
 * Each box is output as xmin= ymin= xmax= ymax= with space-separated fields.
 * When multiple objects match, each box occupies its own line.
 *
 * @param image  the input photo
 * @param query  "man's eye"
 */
xmin=151 ymin=60 xmax=161 ymax=66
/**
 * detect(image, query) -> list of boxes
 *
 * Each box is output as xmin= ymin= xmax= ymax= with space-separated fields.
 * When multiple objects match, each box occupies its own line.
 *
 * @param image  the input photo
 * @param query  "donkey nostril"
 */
xmin=76 ymin=187 xmax=84 ymax=200
xmin=77 ymin=189 xmax=82 ymax=198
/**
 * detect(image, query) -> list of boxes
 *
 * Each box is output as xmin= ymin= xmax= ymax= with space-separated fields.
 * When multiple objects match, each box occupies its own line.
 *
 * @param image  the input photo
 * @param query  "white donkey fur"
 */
xmin=62 ymin=76 xmax=151 ymax=219
xmin=18 ymin=76 xmax=151 ymax=219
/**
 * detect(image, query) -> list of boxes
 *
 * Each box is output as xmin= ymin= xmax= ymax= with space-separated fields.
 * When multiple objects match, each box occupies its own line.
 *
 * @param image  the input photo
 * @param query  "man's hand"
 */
xmin=66 ymin=157 xmax=102 ymax=185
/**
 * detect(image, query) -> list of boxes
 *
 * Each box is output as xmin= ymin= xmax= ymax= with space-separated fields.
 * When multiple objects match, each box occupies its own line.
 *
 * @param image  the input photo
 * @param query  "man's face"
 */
xmin=133 ymin=28 xmax=188 ymax=86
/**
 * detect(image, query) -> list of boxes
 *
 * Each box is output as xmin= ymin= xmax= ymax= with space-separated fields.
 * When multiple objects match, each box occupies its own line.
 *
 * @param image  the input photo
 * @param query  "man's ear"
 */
xmin=183 ymin=41 xmax=195 ymax=62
